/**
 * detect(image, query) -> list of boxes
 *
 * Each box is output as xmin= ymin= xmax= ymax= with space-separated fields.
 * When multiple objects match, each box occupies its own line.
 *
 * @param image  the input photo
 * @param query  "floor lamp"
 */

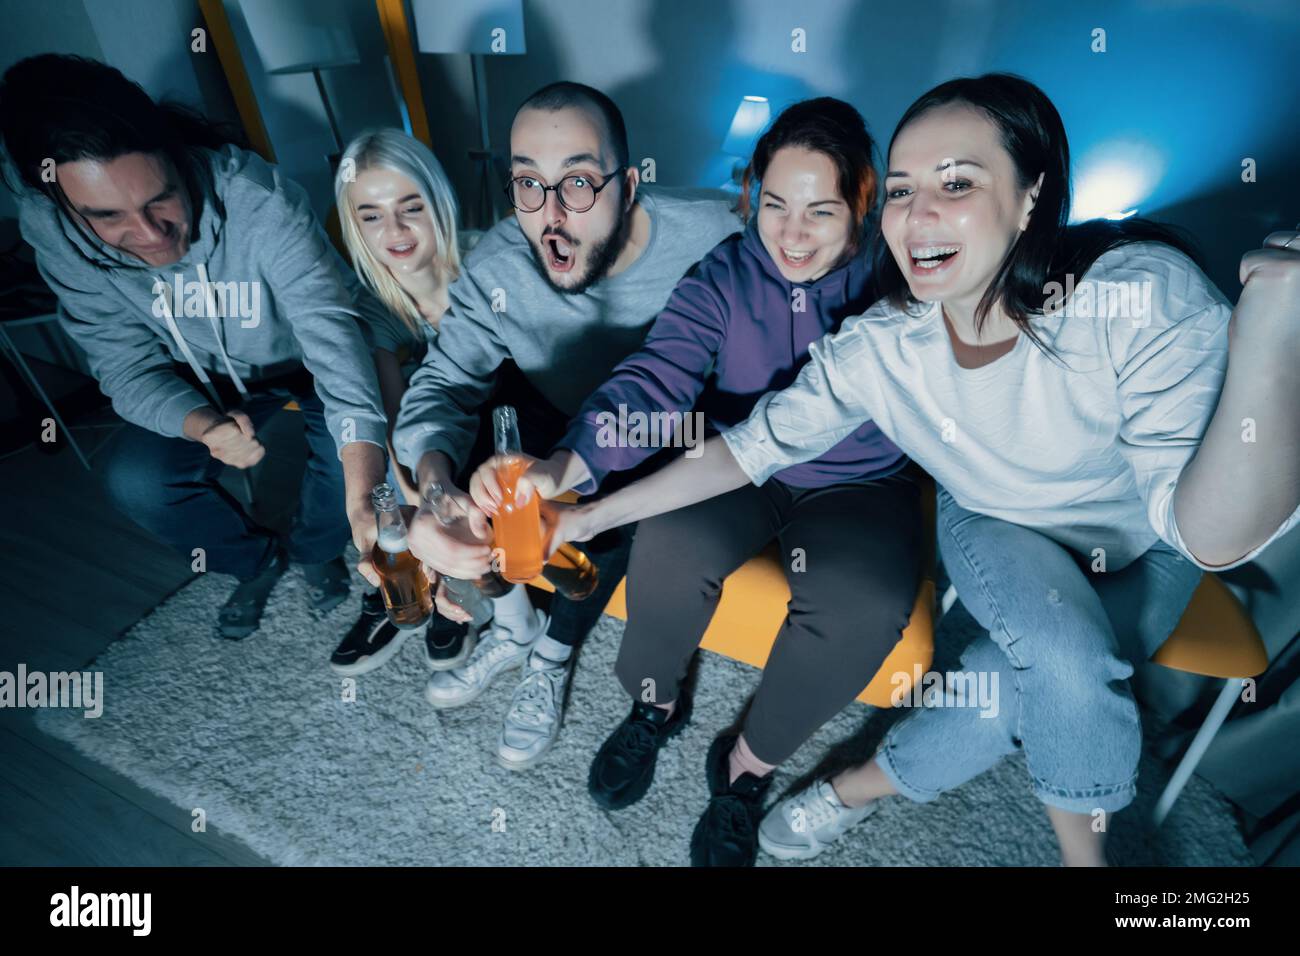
xmin=411 ymin=0 xmax=527 ymax=230
xmin=240 ymin=0 xmax=362 ymax=170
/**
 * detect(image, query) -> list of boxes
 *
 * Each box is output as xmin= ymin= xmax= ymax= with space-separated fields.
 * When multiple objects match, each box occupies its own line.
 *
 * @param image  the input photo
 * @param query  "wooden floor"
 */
xmin=0 ymin=406 xmax=308 ymax=866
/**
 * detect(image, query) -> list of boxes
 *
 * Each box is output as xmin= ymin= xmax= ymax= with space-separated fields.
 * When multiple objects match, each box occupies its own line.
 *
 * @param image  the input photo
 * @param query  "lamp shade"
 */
xmin=240 ymin=0 xmax=361 ymax=74
xmin=722 ymin=96 xmax=770 ymax=157
xmin=412 ymin=0 xmax=527 ymax=55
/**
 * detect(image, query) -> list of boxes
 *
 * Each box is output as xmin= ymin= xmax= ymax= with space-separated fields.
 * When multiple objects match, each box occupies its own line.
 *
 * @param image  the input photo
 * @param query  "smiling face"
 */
xmin=56 ymin=151 xmax=192 ymax=266
xmin=347 ymin=167 xmax=439 ymax=279
xmin=509 ymin=105 xmax=634 ymax=294
xmin=756 ymin=145 xmax=853 ymax=283
xmin=881 ymin=104 xmax=1040 ymax=311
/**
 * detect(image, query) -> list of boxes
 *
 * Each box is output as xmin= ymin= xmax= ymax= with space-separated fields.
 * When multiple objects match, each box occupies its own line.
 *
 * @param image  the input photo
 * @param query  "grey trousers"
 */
xmin=615 ymin=466 xmax=924 ymax=764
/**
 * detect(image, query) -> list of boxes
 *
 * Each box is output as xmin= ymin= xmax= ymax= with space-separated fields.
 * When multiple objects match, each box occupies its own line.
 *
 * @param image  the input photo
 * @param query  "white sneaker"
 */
xmin=496 ymin=650 xmax=572 ymax=771
xmin=758 ymin=778 xmax=880 ymax=861
xmin=424 ymin=612 xmax=549 ymax=710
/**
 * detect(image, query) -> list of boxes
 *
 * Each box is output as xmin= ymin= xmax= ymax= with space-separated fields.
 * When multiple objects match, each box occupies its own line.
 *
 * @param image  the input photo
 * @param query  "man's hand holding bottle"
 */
xmin=407 ymin=484 xmax=493 ymax=579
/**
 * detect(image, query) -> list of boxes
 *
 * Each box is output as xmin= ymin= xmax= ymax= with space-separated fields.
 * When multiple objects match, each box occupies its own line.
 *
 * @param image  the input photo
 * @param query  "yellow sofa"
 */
xmin=529 ymin=480 xmax=939 ymax=707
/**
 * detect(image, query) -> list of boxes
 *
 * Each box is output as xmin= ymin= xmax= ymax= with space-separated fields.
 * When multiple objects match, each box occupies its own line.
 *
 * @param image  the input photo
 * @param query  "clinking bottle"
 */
xmin=371 ymin=482 xmax=433 ymax=629
xmin=421 ymin=480 xmax=504 ymax=627
xmin=543 ymin=541 xmax=599 ymax=601
xmin=492 ymin=406 xmax=545 ymax=583
xmin=490 ymin=405 xmax=599 ymax=601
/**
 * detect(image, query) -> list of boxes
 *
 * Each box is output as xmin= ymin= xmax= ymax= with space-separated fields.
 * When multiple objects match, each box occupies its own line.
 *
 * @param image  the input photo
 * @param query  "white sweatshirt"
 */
xmin=722 ymin=241 xmax=1299 ymax=572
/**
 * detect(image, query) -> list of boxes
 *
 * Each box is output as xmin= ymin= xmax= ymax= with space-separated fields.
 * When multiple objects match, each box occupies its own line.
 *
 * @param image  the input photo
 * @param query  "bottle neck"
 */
xmin=493 ymin=405 xmax=522 ymax=456
xmin=421 ymin=480 xmax=458 ymax=528
xmin=373 ymin=497 xmax=408 ymax=553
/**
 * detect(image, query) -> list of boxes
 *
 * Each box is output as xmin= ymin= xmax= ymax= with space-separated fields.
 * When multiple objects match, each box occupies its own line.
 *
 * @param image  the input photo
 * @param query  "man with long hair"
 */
xmin=0 ymin=54 xmax=389 ymax=639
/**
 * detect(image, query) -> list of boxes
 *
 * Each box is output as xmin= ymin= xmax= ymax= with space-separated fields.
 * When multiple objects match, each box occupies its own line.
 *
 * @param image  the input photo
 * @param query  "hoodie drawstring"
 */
xmin=154 ymin=262 xmax=249 ymax=412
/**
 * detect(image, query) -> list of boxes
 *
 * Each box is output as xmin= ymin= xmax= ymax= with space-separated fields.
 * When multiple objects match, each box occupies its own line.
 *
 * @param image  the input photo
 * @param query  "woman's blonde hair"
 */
xmin=335 ymin=128 xmax=460 ymax=340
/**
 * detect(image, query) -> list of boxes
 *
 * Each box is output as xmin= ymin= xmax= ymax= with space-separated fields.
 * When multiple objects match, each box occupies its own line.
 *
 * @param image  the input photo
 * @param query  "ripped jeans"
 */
xmin=877 ymin=487 xmax=1202 ymax=814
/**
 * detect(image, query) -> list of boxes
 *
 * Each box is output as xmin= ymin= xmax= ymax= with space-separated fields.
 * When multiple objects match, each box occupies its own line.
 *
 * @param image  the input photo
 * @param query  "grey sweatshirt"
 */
xmin=12 ymin=144 xmax=386 ymax=456
xmin=394 ymin=188 xmax=741 ymax=475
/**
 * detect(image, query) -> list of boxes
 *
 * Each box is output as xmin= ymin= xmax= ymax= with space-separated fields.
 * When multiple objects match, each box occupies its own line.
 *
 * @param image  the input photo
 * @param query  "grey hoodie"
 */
xmin=393 ymin=188 xmax=741 ymax=475
xmin=12 ymin=144 xmax=386 ymax=456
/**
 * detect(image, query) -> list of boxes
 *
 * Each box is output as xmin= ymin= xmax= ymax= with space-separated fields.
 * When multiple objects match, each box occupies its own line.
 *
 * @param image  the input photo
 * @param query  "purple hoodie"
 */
xmin=556 ymin=218 xmax=904 ymax=493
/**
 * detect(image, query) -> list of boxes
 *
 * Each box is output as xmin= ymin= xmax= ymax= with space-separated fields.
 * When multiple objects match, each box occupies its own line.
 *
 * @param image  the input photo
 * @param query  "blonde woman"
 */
xmin=329 ymin=128 xmax=544 ymax=676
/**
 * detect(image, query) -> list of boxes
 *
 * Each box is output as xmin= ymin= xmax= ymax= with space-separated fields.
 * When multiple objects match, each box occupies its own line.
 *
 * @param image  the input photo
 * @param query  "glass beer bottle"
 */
xmin=421 ymin=480 xmax=498 ymax=627
xmin=542 ymin=542 xmax=599 ymax=601
xmin=371 ymin=482 xmax=433 ymax=629
xmin=491 ymin=406 xmax=545 ymax=583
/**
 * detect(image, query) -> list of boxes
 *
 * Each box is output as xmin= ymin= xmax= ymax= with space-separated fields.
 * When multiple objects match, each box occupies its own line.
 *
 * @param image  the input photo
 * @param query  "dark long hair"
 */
xmin=0 ymin=54 xmax=240 ymax=202
xmin=874 ymin=73 xmax=1200 ymax=353
xmin=738 ymin=96 xmax=879 ymax=257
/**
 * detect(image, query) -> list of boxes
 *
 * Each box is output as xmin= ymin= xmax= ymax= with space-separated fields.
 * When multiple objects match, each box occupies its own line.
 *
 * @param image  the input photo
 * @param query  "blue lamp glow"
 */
xmin=720 ymin=95 xmax=770 ymax=190
xmin=723 ymin=96 xmax=771 ymax=159
xmin=1070 ymin=139 xmax=1165 ymax=223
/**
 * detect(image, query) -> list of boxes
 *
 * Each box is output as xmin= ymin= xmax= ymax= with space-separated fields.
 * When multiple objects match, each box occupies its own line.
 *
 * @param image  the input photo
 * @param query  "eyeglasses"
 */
xmin=503 ymin=167 xmax=626 ymax=213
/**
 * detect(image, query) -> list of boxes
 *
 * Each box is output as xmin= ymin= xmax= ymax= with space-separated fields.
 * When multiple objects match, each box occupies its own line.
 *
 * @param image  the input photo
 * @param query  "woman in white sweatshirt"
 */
xmin=509 ymin=73 xmax=1300 ymax=866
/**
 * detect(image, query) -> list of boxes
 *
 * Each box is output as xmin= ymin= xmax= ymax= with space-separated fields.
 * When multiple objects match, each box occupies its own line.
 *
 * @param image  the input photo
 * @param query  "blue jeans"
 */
xmin=99 ymin=367 xmax=350 ymax=581
xmin=877 ymin=487 xmax=1202 ymax=814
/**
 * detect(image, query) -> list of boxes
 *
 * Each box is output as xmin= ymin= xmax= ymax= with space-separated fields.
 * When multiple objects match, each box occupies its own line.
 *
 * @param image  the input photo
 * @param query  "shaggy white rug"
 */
xmin=35 ymin=566 xmax=1253 ymax=866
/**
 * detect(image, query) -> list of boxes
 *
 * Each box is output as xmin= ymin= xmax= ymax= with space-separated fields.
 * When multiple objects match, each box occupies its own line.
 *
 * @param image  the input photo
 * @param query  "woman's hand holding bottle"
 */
xmin=470 ymin=451 xmax=564 ymax=514
xmin=470 ymin=450 xmax=603 ymax=560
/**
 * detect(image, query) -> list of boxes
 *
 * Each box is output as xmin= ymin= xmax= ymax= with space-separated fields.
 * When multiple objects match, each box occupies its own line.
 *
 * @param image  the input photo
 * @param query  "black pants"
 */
xmin=98 ymin=365 xmax=348 ymax=582
xmin=615 ymin=466 xmax=924 ymax=764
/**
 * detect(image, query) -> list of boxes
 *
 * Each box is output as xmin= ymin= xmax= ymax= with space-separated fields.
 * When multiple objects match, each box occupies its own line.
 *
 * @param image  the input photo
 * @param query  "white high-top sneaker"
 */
xmin=424 ymin=612 xmax=549 ymax=710
xmin=496 ymin=649 xmax=573 ymax=771
xmin=758 ymin=778 xmax=880 ymax=861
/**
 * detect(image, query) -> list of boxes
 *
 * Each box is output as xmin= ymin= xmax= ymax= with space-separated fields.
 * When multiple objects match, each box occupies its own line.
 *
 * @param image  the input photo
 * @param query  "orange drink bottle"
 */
xmin=492 ymin=406 xmax=545 ymax=583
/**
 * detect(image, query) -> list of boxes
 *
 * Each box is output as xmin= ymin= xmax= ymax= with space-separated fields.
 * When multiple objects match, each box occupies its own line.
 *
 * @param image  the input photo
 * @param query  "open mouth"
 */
xmin=908 ymin=243 xmax=962 ymax=275
xmin=387 ymin=242 xmax=417 ymax=259
xmin=544 ymin=233 xmax=576 ymax=273
xmin=780 ymin=247 xmax=816 ymax=269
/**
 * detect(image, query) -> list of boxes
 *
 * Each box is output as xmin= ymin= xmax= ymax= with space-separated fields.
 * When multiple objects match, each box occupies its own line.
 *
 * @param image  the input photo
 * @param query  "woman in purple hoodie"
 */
xmin=468 ymin=98 xmax=923 ymax=866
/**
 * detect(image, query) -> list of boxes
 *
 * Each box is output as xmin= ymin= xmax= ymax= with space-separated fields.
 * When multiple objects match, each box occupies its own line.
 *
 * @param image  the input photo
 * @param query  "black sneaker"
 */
xmin=301 ymin=555 xmax=352 ymax=615
xmin=424 ymin=613 xmax=474 ymax=671
xmin=689 ymin=733 xmax=774 ymax=867
xmin=217 ymin=549 xmax=288 ymax=640
xmin=588 ymin=685 xmax=693 ymax=811
xmin=329 ymin=589 xmax=410 ymax=675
